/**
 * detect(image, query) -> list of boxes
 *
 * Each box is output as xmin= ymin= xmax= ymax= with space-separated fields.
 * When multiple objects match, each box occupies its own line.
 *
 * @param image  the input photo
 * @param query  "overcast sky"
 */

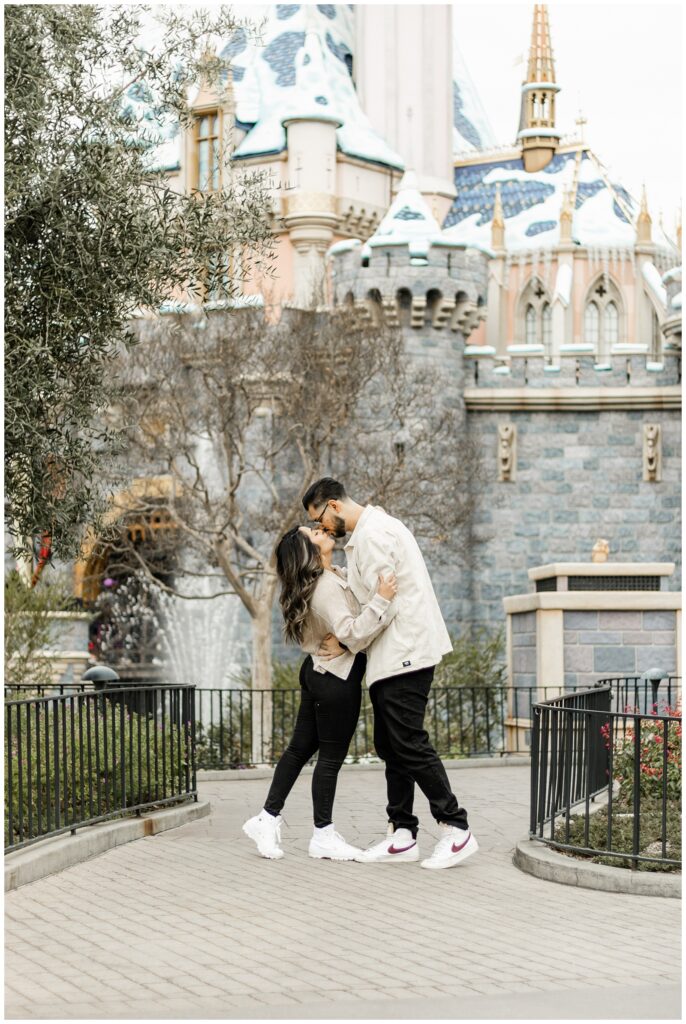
xmin=453 ymin=2 xmax=682 ymax=235
xmin=152 ymin=2 xmax=682 ymax=235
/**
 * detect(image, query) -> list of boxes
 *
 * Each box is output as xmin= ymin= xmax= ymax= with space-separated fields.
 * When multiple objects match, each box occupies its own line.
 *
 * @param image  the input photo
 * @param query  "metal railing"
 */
xmin=599 ymin=675 xmax=681 ymax=716
xmin=6 ymin=675 xmax=681 ymax=771
xmin=5 ymin=682 xmax=93 ymax=697
xmin=193 ymin=684 xmax=570 ymax=768
xmin=530 ymin=685 xmax=681 ymax=869
xmin=5 ymin=685 xmax=197 ymax=854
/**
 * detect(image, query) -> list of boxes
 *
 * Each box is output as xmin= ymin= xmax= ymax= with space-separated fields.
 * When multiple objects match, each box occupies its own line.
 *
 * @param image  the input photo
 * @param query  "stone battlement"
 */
xmin=462 ymin=348 xmax=681 ymax=394
xmin=330 ymin=241 xmax=490 ymax=339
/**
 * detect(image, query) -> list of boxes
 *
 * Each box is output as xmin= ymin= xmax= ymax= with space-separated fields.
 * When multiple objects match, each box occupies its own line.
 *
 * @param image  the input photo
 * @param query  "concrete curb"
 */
xmin=5 ymin=800 xmax=211 ymax=892
xmin=198 ymin=754 xmax=531 ymax=782
xmin=514 ymin=836 xmax=682 ymax=898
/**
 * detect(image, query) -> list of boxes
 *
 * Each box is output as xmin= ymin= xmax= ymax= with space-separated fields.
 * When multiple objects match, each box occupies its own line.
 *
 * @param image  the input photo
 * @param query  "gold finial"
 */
xmin=637 ymin=183 xmax=652 ymax=244
xmin=640 ymin=183 xmax=649 ymax=214
xmin=575 ymin=110 xmax=587 ymax=143
xmin=591 ymin=539 xmax=609 ymax=563
xmin=526 ymin=5 xmax=556 ymax=84
xmin=559 ymin=188 xmax=573 ymax=241
xmin=491 ymin=183 xmax=505 ymax=250
xmin=492 ymin=182 xmax=505 ymax=227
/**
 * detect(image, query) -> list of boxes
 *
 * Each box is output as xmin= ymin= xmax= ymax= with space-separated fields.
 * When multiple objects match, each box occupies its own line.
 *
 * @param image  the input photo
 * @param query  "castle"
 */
xmin=26 ymin=4 xmax=679 ymax=677
xmin=129 ymin=3 xmax=683 ymax=636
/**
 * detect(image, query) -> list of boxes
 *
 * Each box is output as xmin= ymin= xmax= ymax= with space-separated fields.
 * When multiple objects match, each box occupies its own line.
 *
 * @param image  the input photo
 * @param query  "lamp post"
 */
xmin=644 ymin=667 xmax=665 ymax=714
xmin=81 ymin=665 xmax=120 ymax=689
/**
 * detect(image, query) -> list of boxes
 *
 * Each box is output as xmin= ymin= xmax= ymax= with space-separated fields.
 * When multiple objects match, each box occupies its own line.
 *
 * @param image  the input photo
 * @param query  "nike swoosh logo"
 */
xmin=451 ymin=832 xmax=472 ymax=854
xmin=388 ymin=842 xmax=416 ymax=854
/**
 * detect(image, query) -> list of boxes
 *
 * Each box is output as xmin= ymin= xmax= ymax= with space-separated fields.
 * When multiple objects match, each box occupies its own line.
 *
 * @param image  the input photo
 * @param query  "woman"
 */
xmin=242 ymin=524 xmax=397 ymax=861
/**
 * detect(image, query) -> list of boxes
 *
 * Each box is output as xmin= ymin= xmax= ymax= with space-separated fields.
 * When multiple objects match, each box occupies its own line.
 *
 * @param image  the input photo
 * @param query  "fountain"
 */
xmin=92 ymin=573 xmax=250 ymax=700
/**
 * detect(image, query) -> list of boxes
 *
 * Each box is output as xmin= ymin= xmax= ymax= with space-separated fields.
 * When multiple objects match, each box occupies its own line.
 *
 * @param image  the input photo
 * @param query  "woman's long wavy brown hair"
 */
xmin=276 ymin=526 xmax=323 ymax=645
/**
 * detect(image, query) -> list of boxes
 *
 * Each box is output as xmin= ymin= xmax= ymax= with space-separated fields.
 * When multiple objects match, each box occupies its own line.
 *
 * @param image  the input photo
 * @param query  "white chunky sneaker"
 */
xmin=308 ymin=824 xmax=361 ymax=861
xmin=242 ymin=810 xmax=284 ymax=860
xmin=420 ymin=826 xmax=478 ymax=870
xmin=355 ymin=830 xmax=420 ymax=863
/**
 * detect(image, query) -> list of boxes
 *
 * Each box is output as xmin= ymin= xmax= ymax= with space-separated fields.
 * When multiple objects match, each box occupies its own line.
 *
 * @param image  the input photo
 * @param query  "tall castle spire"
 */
xmin=517 ymin=5 xmax=561 ymax=173
xmin=491 ymin=183 xmax=505 ymax=251
xmin=636 ymin=184 xmax=653 ymax=245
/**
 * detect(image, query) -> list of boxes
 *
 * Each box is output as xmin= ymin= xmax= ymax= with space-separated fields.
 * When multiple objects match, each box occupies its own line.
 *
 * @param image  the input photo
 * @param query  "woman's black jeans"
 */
xmin=263 ymin=653 xmax=364 ymax=828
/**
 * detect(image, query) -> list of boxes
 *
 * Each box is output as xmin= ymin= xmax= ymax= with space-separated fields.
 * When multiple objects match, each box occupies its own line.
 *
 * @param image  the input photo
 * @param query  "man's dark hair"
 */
xmin=302 ymin=477 xmax=347 ymax=511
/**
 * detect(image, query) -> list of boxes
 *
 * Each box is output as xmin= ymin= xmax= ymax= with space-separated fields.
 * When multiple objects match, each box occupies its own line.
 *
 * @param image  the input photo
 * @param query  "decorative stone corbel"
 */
xmin=643 ymin=423 xmax=662 ymax=482
xmin=382 ymin=299 xmax=400 ymax=328
xmin=498 ymin=424 xmax=516 ymax=482
xmin=432 ymin=298 xmax=455 ymax=329
xmin=410 ymin=296 xmax=427 ymax=329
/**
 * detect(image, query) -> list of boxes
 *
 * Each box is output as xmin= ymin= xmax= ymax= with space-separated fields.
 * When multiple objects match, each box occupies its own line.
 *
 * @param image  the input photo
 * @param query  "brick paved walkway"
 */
xmin=5 ymin=762 xmax=681 ymax=1020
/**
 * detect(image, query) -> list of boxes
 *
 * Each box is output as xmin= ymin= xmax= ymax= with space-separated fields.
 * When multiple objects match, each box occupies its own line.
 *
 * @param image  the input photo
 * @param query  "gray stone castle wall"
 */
xmin=330 ymin=244 xmax=682 ymax=642
xmin=466 ymin=398 xmax=681 ymax=631
xmin=563 ymin=610 xmax=678 ymax=691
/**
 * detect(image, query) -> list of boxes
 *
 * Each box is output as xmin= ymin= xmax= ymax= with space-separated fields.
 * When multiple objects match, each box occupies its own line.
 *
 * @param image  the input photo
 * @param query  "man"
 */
xmin=303 ymin=477 xmax=477 ymax=870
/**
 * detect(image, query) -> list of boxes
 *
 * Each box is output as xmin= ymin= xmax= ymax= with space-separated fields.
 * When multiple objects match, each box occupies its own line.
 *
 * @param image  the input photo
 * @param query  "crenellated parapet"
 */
xmin=329 ymin=239 xmax=490 ymax=340
xmin=461 ymin=346 xmax=681 ymax=409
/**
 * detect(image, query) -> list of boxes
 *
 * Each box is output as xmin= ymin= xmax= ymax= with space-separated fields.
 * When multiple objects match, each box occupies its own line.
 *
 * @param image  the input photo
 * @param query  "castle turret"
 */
xmin=636 ymin=185 xmax=653 ymax=245
xmin=329 ymin=174 xmax=490 ymax=400
xmin=517 ymin=5 xmax=561 ymax=173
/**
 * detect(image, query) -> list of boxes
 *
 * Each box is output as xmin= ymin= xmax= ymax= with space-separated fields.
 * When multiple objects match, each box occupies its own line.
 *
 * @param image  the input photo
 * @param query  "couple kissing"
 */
xmin=243 ymin=477 xmax=477 ymax=871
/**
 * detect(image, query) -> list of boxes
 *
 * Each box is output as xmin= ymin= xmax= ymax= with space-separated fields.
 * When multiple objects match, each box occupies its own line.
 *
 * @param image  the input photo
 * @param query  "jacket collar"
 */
xmin=344 ymin=504 xmax=379 ymax=550
xmin=322 ymin=566 xmax=348 ymax=588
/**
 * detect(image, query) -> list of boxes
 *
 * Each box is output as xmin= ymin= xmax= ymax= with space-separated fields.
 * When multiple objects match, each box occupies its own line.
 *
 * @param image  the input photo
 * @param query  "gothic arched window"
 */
xmin=518 ymin=277 xmax=552 ymax=348
xmin=604 ymin=301 xmax=619 ymax=348
xmin=542 ymin=302 xmax=552 ymax=354
xmin=584 ymin=277 xmax=625 ymax=357
xmin=584 ymin=301 xmax=600 ymax=347
xmin=525 ymin=304 xmax=537 ymax=345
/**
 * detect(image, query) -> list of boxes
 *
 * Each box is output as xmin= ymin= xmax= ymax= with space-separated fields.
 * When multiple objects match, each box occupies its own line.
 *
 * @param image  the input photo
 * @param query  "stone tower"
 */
xmin=329 ymin=174 xmax=490 ymax=623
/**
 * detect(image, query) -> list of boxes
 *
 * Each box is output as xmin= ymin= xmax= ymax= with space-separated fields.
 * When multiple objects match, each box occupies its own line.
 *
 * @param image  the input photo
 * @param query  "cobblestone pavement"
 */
xmin=5 ymin=762 xmax=681 ymax=1020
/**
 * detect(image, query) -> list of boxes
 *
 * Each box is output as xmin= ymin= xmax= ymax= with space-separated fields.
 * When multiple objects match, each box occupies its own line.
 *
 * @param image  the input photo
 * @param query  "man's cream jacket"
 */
xmin=344 ymin=505 xmax=452 ymax=686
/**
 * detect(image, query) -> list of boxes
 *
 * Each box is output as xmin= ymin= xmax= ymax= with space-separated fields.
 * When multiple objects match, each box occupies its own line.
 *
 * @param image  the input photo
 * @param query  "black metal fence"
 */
xmin=530 ymin=684 xmax=681 ymax=869
xmin=192 ymin=684 xmax=579 ymax=768
xmin=5 ymin=685 xmax=196 ymax=854
xmin=599 ymin=675 xmax=681 ymax=716
xmin=7 ymin=676 xmax=682 ymax=771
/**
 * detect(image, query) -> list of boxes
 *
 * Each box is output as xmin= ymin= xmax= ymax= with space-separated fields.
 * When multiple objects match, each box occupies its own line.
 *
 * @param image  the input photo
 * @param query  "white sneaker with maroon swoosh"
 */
xmin=354 ymin=828 xmax=419 ymax=863
xmin=420 ymin=825 xmax=478 ymax=870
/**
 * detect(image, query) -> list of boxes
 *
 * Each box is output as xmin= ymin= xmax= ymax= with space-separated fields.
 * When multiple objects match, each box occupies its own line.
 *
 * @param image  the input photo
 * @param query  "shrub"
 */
xmin=4 ymin=571 xmax=71 ymax=690
xmin=431 ymin=628 xmax=507 ymax=755
xmin=603 ymin=704 xmax=682 ymax=803
xmin=194 ymin=630 xmax=508 ymax=767
xmin=5 ymin=694 xmax=188 ymax=848
xmin=194 ymin=659 xmax=303 ymax=768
